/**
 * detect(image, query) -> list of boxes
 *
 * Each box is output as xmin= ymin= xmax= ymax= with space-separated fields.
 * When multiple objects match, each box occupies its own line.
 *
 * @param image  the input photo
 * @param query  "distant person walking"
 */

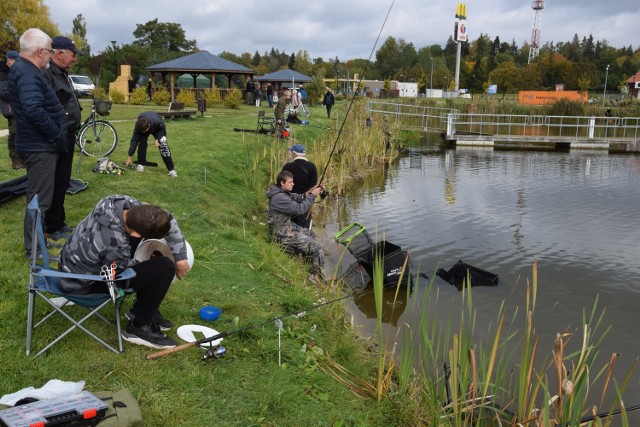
xmin=322 ymin=90 xmax=335 ymax=119
xmin=266 ymin=83 xmax=273 ymax=107
xmin=254 ymin=84 xmax=262 ymax=107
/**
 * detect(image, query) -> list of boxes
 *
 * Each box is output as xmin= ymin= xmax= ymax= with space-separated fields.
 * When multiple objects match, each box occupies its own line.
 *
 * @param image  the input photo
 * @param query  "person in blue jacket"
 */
xmin=8 ymin=28 xmax=67 ymax=259
xmin=125 ymin=111 xmax=177 ymax=177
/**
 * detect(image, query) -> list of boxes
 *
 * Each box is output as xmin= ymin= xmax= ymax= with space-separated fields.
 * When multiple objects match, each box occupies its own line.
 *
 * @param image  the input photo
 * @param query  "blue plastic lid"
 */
xmin=200 ymin=306 xmax=221 ymax=321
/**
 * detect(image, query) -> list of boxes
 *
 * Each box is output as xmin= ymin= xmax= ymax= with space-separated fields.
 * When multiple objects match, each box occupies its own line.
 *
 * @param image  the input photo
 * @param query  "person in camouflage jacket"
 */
xmin=59 ymin=195 xmax=190 ymax=348
xmin=266 ymin=170 xmax=324 ymax=269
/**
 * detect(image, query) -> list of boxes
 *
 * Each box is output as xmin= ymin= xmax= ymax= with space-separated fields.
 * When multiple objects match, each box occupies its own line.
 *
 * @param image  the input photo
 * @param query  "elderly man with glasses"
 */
xmin=8 ymin=28 xmax=68 ymax=260
xmin=43 ymin=36 xmax=84 ymax=241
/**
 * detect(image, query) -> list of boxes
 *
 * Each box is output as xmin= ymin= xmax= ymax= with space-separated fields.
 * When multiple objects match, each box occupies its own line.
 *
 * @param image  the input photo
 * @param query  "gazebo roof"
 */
xmin=254 ymin=69 xmax=312 ymax=83
xmin=146 ymin=51 xmax=254 ymax=75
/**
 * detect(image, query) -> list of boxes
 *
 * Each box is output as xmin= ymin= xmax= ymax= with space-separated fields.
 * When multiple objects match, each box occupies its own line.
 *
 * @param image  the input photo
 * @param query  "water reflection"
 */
xmin=317 ymin=139 xmax=640 ymax=422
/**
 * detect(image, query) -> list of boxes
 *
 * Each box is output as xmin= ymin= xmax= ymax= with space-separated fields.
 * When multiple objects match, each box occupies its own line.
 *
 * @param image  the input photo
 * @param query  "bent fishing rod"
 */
xmin=316 ymin=0 xmax=395 ymax=187
xmin=146 ymin=285 xmax=381 ymax=360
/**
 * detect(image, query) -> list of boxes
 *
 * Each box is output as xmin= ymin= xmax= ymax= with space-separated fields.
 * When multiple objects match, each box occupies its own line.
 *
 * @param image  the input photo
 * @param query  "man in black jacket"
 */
xmin=44 ymin=36 xmax=84 ymax=240
xmin=0 ymin=50 xmax=23 ymax=169
xmin=8 ymin=28 xmax=67 ymax=258
xmin=281 ymin=143 xmax=318 ymax=229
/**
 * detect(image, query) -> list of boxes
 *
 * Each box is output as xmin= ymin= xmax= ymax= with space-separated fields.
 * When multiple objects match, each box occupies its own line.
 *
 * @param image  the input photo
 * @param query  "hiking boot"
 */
xmin=47 ymin=229 xmax=71 ymax=240
xmin=122 ymin=321 xmax=177 ymax=349
xmin=125 ymin=308 xmax=174 ymax=331
xmin=167 ymin=170 xmax=178 ymax=178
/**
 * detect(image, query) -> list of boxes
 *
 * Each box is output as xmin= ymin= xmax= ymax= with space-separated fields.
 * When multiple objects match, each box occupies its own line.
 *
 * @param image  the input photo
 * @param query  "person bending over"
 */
xmin=266 ymin=170 xmax=324 ymax=277
xmin=125 ymin=111 xmax=177 ymax=177
xmin=59 ymin=195 xmax=191 ymax=349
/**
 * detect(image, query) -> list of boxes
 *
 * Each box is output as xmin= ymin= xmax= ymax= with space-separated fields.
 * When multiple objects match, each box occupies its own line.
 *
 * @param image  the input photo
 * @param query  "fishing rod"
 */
xmin=554 ymin=404 xmax=640 ymax=427
xmin=146 ymin=284 xmax=383 ymax=360
xmin=316 ymin=0 xmax=396 ymax=187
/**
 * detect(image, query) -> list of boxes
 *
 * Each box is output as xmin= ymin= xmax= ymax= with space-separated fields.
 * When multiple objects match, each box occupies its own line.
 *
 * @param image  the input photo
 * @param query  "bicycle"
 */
xmin=76 ymin=99 xmax=118 ymax=157
xmin=291 ymin=102 xmax=311 ymax=118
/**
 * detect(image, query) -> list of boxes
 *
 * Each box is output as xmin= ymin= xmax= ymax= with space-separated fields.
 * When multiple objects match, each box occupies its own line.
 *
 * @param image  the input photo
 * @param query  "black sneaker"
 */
xmin=125 ymin=309 xmax=174 ymax=331
xmin=122 ymin=321 xmax=177 ymax=349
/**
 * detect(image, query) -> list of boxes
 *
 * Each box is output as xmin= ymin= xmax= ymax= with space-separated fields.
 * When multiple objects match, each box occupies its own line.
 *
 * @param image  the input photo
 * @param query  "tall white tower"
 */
xmin=528 ymin=0 xmax=545 ymax=64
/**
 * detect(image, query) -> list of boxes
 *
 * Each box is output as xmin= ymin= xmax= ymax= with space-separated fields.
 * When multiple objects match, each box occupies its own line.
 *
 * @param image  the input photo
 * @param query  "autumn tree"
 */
xmin=0 ymin=0 xmax=59 ymax=53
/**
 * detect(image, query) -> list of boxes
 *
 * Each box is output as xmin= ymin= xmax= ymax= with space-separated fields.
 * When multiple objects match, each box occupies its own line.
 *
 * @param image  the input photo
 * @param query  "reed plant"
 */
xmin=321 ymin=255 xmax=637 ymax=426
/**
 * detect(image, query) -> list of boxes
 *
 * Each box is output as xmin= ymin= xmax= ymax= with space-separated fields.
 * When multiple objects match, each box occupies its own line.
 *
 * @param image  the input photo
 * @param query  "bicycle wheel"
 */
xmin=298 ymin=104 xmax=311 ymax=118
xmin=78 ymin=120 xmax=118 ymax=157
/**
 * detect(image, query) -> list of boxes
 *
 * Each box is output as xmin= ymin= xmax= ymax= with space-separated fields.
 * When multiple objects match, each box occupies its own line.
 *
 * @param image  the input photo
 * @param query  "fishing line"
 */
xmin=146 ymin=283 xmax=396 ymax=360
xmin=317 ymin=0 xmax=396 ymax=185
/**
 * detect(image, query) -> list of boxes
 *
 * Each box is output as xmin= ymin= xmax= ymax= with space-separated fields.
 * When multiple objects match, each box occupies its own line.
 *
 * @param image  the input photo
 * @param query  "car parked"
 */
xmin=69 ymin=75 xmax=95 ymax=98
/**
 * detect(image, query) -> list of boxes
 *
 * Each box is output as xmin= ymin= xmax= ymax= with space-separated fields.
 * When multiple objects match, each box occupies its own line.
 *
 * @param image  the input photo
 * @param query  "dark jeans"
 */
xmin=326 ymin=105 xmax=333 ymax=118
xmin=7 ymin=117 xmax=21 ymax=164
xmin=83 ymin=256 xmax=175 ymax=326
xmin=22 ymin=151 xmax=59 ymax=256
xmin=46 ymin=133 xmax=75 ymax=233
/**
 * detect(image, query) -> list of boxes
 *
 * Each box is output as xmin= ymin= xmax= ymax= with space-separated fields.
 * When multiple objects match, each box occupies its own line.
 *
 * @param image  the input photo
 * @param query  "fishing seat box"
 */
xmin=335 ymin=223 xmax=411 ymax=286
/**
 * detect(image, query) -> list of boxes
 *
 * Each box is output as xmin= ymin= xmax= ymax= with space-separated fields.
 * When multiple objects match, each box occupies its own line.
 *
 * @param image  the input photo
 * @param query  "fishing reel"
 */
xmin=202 ymin=345 xmax=226 ymax=361
xmin=320 ymin=190 xmax=329 ymax=200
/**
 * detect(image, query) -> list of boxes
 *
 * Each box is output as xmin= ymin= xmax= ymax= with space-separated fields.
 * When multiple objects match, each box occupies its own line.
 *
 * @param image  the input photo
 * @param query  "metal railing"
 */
xmin=366 ymin=101 xmax=458 ymax=131
xmin=445 ymin=114 xmax=640 ymax=142
xmin=365 ymin=101 xmax=640 ymax=143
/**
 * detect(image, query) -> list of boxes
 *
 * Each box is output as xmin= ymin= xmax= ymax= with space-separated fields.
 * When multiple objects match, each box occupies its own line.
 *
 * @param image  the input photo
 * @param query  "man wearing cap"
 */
xmin=281 ymin=143 xmax=318 ymax=229
xmin=8 ymin=28 xmax=67 ymax=260
xmin=0 ymin=50 xmax=23 ymax=169
xmin=43 ymin=36 xmax=84 ymax=240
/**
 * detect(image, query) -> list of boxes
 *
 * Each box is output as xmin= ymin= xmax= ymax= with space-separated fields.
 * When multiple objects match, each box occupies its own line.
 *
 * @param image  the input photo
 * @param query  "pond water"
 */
xmin=315 ymin=136 xmax=640 ymax=422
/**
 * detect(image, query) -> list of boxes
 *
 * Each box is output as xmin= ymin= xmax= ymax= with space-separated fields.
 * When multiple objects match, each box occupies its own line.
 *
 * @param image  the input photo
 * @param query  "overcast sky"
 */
xmin=44 ymin=0 xmax=638 ymax=60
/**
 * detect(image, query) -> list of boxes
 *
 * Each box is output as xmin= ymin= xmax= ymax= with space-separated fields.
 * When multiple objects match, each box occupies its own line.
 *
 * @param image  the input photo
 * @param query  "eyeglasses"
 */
xmin=40 ymin=48 xmax=54 ymax=56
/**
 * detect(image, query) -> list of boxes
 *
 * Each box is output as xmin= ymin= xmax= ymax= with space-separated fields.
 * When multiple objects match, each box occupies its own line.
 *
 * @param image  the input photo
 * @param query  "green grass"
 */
xmin=0 ymin=101 xmax=418 ymax=426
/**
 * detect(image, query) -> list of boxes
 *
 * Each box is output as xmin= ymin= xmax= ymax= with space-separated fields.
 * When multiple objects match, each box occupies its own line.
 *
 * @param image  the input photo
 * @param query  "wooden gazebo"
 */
xmin=145 ymin=50 xmax=255 ymax=100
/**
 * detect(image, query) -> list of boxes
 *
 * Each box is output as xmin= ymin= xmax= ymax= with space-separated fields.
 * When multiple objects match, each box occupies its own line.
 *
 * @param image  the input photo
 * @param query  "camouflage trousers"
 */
xmin=276 ymin=229 xmax=324 ymax=267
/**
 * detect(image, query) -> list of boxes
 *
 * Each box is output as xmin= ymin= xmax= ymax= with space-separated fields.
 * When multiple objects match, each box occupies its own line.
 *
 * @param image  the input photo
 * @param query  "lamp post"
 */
xmin=429 ymin=57 xmax=434 ymax=96
xmin=111 ymin=40 xmax=117 ymax=78
xmin=602 ymin=64 xmax=610 ymax=107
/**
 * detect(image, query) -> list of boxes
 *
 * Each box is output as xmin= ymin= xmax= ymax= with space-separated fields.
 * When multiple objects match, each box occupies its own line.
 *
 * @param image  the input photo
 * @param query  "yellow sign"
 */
xmin=455 ymin=3 xmax=467 ymax=19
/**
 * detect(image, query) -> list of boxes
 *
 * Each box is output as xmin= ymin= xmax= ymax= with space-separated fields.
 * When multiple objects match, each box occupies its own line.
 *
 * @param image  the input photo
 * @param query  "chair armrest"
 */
xmin=34 ymin=268 xmax=137 ymax=283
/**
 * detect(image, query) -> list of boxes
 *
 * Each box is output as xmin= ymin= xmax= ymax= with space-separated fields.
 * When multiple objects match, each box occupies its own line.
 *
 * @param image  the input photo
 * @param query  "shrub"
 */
xmin=546 ymin=99 xmax=586 ymax=116
xmin=94 ymin=87 xmax=107 ymax=100
xmin=129 ymin=87 xmax=148 ymax=105
xmin=110 ymin=89 xmax=125 ymax=104
xmin=203 ymin=88 xmax=221 ymax=106
xmin=224 ymin=88 xmax=243 ymax=109
xmin=176 ymin=90 xmax=196 ymax=108
xmin=152 ymin=87 xmax=170 ymax=106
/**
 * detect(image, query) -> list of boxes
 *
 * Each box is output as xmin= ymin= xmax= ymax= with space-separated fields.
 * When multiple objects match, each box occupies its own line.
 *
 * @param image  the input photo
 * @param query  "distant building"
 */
xmin=626 ymin=71 xmax=640 ymax=99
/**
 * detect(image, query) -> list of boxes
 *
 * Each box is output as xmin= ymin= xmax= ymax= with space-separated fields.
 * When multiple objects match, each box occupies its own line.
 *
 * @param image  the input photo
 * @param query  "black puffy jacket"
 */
xmin=8 ymin=57 xmax=67 ymax=153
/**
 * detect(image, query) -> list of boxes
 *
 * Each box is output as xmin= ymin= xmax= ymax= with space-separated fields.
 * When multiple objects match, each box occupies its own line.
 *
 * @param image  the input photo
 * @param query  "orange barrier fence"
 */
xmin=518 ymin=91 xmax=588 ymax=105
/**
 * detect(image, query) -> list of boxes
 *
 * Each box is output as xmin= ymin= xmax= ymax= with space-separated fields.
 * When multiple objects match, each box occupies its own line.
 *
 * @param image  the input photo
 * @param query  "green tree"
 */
xmin=70 ymin=14 xmax=91 ymax=75
xmin=0 ymin=0 xmax=59 ymax=53
xmin=251 ymin=50 xmax=261 ymax=67
xmin=488 ymin=61 xmax=521 ymax=98
xmin=132 ymin=19 xmax=196 ymax=52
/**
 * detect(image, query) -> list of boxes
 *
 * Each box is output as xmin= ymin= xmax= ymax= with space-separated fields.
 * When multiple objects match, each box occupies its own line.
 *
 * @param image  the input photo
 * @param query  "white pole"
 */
xmin=602 ymin=64 xmax=609 ymax=107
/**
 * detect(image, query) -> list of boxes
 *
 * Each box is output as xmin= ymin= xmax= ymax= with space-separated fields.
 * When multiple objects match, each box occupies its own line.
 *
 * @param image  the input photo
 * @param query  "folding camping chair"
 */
xmin=257 ymin=110 xmax=275 ymax=135
xmin=26 ymin=195 xmax=136 ymax=356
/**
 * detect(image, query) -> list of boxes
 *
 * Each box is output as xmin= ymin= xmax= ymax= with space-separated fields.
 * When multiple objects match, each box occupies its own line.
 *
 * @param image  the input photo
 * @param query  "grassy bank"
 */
xmin=0 ymin=102 xmax=417 ymax=425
